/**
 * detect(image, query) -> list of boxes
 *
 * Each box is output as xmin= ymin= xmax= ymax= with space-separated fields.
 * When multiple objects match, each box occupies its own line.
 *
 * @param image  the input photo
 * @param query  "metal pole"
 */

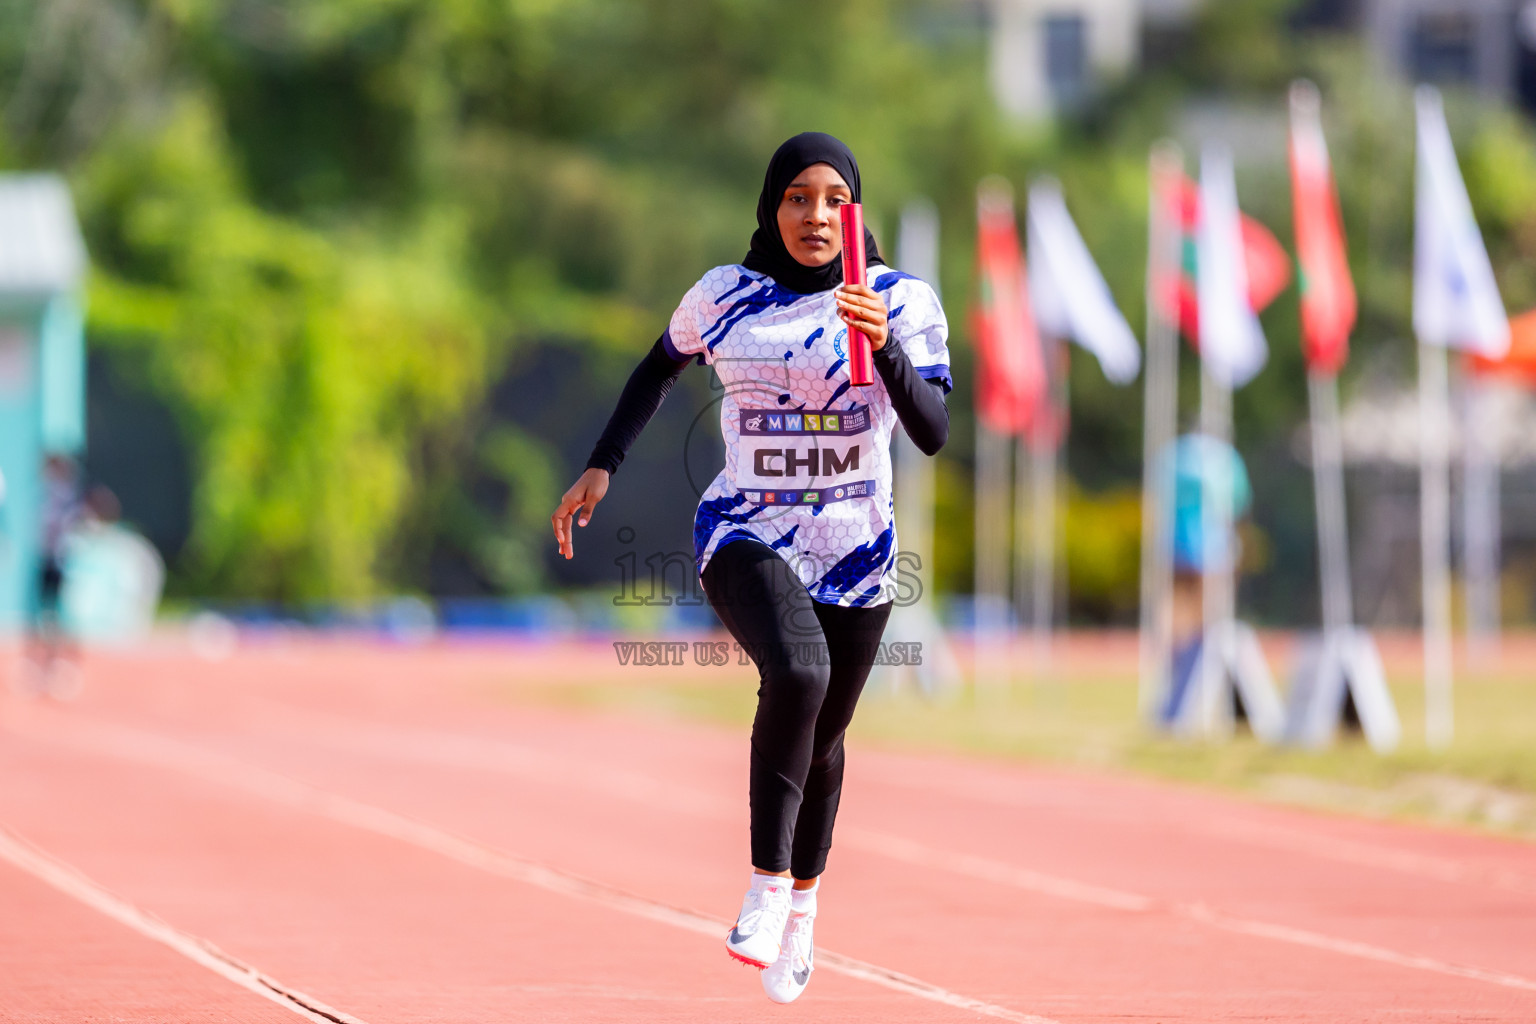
xmin=1138 ymin=142 xmax=1183 ymax=719
xmin=898 ymin=199 xmax=941 ymax=619
xmin=1199 ymin=364 xmax=1234 ymax=738
xmin=975 ymin=423 xmax=1012 ymax=693
xmin=1308 ymin=370 xmax=1354 ymax=634
xmin=1030 ymin=420 xmax=1056 ymax=669
xmin=1462 ymin=374 xmax=1501 ymax=664
xmin=1419 ymin=341 xmax=1454 ymax=748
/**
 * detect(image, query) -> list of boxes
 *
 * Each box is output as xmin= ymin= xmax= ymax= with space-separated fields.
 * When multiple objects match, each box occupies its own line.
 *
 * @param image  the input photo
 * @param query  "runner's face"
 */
xmin=776 ymin=163 xmax=852 ymax=268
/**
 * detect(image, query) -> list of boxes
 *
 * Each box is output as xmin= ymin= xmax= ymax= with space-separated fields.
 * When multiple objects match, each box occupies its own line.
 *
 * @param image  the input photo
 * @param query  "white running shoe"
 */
xmin=724 ymin=879 xmax=792 ymax=968
xmin=762 ymin=910 xmax=814 ymax=1003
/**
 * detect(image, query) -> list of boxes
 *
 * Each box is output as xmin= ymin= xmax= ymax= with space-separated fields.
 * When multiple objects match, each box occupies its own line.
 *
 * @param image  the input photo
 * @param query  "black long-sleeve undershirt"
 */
xmin=872 ymin=337 xmax=949 ymax=455
xmin=585 ymin=336 xmax=689 ymax=476
xmin=585 ymin=335 xmax=949 ymax=475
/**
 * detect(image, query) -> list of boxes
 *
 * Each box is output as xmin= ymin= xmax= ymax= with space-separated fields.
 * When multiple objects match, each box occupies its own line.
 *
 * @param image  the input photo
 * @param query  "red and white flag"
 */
xmin=1160 ymin=177 xmax=1290 ymax=346
xmin=1289 ymin=80 xmax=1356 ymax=377
xmin=972 ymin=179 xmax=1046 ymax=436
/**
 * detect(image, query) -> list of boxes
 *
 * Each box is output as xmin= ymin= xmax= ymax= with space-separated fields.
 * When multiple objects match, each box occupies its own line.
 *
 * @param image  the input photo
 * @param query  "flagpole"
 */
xmin=1194 ymin=142 xmax=1258 ymax=742
xmin=1412 ymin=84 xmax=1512 ymax=747
xmin=1420 ymin=340 xmax=1454 ymax=748
xmin=1199 ymin=364 xmax=1235 ymax=738
xmin=1030 ymin=379 xmax=1057 ymax=671
xmin=881 ymin=198 xmax=962 ymax=697
xmin=1462 ymin=373 xmax=1501 ymax=664
xmin=973 ymin=176 xmax=1046 ymax=698
xmin=1308 ymin=370 xmax=1353 ymax=636
xmin=1012 ymin=432 xmax=1029 ymax=667
xmin=975 ymin=422 xmax=1012 ymax=696
xmin=1139 ymin=142 xmax=1183 ymax=720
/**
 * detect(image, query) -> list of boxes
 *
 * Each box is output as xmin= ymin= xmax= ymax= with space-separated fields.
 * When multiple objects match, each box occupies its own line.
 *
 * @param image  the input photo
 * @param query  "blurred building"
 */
xmin=0 ymin=175 xmax=88 ymax=631
xmin=989 ymin=0 xmax=1168 ymax=119
xmin=989 ymin=0 xmax=1536 ymax=119
xmin=1361 ymin=0 xmax=1536 ymax=112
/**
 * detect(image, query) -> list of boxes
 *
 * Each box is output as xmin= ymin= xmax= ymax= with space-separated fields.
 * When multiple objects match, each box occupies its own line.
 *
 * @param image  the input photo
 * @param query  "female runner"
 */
xmin=551 ymin=132 xmax=951 ymax=1004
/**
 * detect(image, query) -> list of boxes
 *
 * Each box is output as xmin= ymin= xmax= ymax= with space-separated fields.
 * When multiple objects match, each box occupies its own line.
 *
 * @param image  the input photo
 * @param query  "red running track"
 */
xmin=1 ymin=638 xmax=1533 ymax=1022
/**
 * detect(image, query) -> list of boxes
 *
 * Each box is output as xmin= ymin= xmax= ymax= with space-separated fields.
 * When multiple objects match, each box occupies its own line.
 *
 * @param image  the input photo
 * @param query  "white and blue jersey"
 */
xmin=665 ymin=264 xmax=951 ymax=607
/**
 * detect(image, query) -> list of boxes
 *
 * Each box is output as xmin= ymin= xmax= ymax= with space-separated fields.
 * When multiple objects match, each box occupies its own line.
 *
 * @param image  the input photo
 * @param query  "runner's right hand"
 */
xmin=552 ymin=468 xmax=610 ymax=559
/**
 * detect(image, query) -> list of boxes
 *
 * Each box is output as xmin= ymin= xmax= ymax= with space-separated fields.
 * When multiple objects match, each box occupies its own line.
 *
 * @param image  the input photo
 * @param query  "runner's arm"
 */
xmin=873 ymin=340 xmax=949 ymax=455
xmin=585 ymin=335 xmax=692 ymax=475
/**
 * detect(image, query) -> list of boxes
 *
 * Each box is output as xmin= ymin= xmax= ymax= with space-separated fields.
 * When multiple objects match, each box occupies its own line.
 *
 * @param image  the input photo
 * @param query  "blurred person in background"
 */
xmin=21 ymin=454 xmax=84 ymax=699
xmin=62 ymin=484 xmax=166 ymax=647
xmin=1161 ymin=433 xmax=1253 ymax=724
xmin=552 ymin=133 xmax=951 ymax=1005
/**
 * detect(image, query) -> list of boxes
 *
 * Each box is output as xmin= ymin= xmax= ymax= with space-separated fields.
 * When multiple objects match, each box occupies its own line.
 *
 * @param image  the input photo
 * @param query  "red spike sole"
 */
xmin=724 ymin=932 xmax=774 ymax=970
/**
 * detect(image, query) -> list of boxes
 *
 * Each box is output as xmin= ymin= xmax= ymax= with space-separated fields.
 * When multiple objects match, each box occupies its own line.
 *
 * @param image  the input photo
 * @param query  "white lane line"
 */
xmin=846 ymin=828 xmax=1154 ymax=913
xmin=19 ymin=716 xmax=1058 ymax=1024
xmin=224 ymin=706 xmax=1536 ymax=994
xmin=0 ymin=824 xmax=368 ymax=1024
xmin=262 ymin=700 xmax=1536 ymax=902
xmin=1195 ymin=818 xmax=1536 ymax=900
xmin=863 ymin=757 xmax=1536 ymax=900
xmin=1180 ymin=903 xmax=1536 ymax=993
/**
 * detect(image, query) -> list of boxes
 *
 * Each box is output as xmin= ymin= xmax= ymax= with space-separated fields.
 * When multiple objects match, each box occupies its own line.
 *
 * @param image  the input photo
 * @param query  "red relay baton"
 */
xmin=840 ymin=203 xmax=875 ymax=387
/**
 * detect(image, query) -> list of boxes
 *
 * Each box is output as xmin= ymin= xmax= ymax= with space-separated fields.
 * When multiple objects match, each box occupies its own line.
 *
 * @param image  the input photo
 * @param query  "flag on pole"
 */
xmin=1027 ymin=178 xmax=1141 ymax=385
xmin=1162 ymin=177 xmax=1290 ymax=344
xmin=1414 ymin=86 xmax=1510 ymax=359
xmin=1468 ymin=308 xmax=1536 ymax=386
xmin=972 ymin=179 xmax=1047 ymax=436
xmin=1289 ymin=80 xmax=1356 ymax=377
xmin=1197 ymin=146 xmax=1269 ymax=389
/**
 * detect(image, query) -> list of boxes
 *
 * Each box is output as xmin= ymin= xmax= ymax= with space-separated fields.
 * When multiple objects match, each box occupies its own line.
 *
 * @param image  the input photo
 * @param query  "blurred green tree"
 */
xmin=4 ymin=0 xmax=1536 ymax=619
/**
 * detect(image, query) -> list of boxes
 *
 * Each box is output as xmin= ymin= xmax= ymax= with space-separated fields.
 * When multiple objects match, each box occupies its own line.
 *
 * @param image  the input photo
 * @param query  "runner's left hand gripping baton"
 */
xmin=840 ymin=203 xmax=875 ymax=388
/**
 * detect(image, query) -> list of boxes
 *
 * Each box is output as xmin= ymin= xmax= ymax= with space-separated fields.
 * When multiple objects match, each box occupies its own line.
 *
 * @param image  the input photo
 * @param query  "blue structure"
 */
xmin=0 ymin=175 xmax=87 ymax=633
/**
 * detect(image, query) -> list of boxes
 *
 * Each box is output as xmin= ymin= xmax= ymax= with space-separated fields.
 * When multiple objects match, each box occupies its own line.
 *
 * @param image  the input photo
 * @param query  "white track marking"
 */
xmin=1180 ymin=903 xmax=1536 ymax=992
xmin=26 ymin=712 xmax=1536 ymax=999
xmin=0 ymin=825 xmax=368 ymax=1024
xmin=844 ymin=829 xmax=1154 ymax=912
xmin=862 ymin=755 xmax=1536 ymax=899
xmin=262 ymin=700 xmax=1536 ymax=902
xmin=1194 ymin=817 xmax=1536 ymax=899
xmin=18 ymin=716 xmax=1057 ymax=1024
xmin=181 ymin=705 xmax=1536 ymax=993
xmin=849 ymin=829 xmax=1536 ymax=992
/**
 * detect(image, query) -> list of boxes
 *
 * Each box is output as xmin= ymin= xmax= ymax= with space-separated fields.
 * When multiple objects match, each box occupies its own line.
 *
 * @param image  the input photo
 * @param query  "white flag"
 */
xmin=1197 ymin=145 xmax=1269 ymax=389
xmin=1413 ymin=86 xmax=1510 ymax=358
xmin=1027 ymin=179 xmax=1141 ymax=385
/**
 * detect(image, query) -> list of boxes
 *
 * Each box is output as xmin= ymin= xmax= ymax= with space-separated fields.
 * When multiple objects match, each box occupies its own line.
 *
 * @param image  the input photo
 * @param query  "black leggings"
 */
xmin=701 ymin=538 xmax=892 ymax=879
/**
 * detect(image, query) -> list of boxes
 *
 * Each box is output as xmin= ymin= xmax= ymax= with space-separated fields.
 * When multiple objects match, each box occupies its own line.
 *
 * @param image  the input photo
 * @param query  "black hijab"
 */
xmin=742 ymin=132 xmax=884 ymax=295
